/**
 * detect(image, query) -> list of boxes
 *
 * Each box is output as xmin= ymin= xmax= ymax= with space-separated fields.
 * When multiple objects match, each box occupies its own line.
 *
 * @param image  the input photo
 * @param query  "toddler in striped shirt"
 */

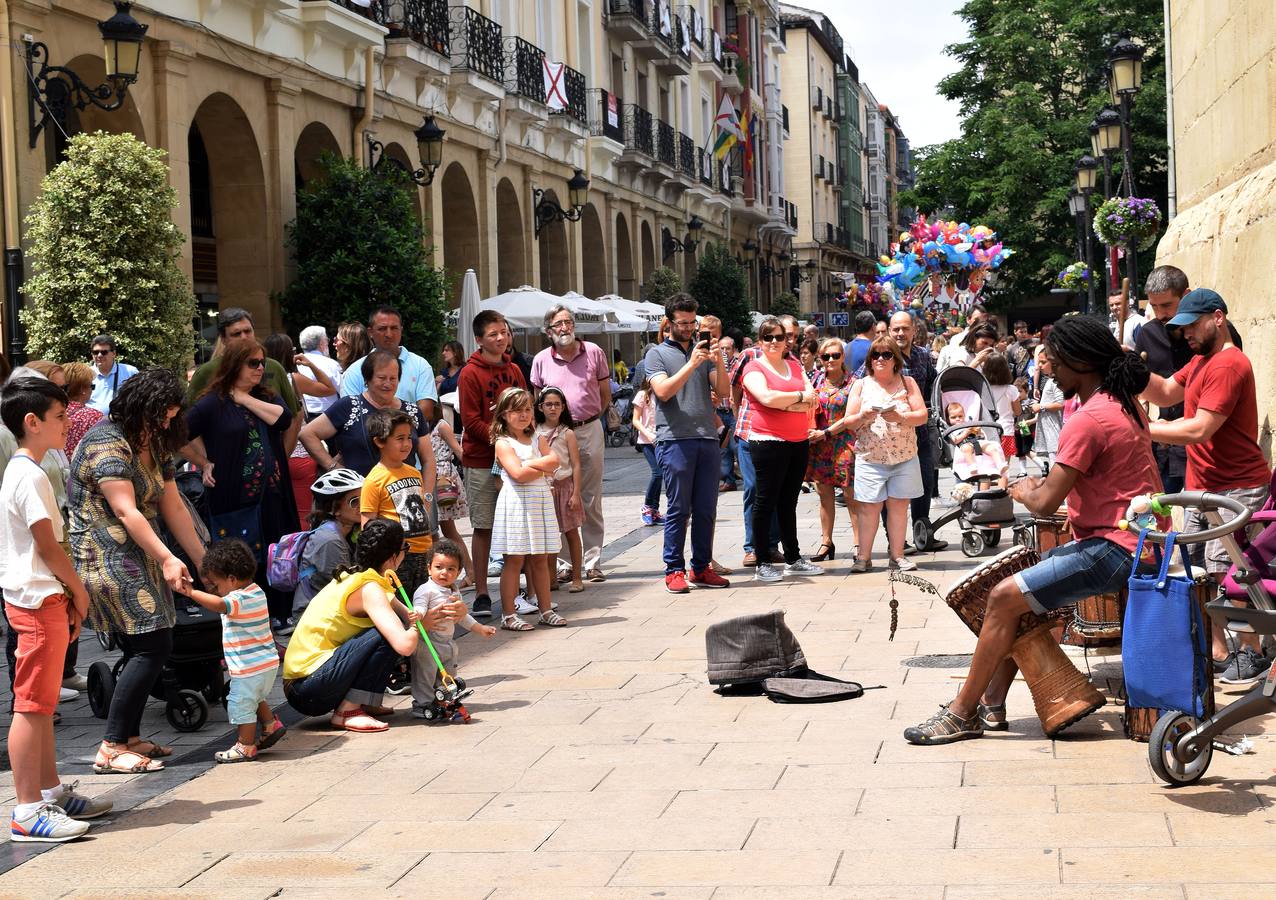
xmin=189 ymin=539 xmax=287 ymax=763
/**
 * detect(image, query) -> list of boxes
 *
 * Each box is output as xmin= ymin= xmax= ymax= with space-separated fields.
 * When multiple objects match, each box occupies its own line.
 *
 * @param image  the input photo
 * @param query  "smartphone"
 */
xmin=698 ymin=331 xmax=712 ymax=344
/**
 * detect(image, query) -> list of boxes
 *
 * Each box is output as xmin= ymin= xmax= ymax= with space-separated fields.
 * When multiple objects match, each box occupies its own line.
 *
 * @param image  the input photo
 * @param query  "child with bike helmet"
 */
xmin=291 ymin=468 xmax=364 ymax=618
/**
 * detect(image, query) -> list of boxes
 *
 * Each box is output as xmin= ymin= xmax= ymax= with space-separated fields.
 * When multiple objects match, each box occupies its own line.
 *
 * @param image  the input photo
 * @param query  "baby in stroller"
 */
xmin=945 ymin=401 xmax=1008 ymax=491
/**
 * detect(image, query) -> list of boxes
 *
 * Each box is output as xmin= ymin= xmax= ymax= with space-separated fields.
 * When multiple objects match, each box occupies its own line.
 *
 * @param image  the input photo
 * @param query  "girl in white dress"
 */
xmin=489 ymin=388 xmax=567 ymax=631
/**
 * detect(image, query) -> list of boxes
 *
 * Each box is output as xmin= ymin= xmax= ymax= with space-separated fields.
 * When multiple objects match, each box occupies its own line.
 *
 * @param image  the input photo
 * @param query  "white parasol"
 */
xmin=457 ymin=268 xmax=481 ymax=351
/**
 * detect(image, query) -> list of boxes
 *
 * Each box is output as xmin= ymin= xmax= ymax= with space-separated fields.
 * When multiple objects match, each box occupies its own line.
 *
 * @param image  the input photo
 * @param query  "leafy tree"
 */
xmin=283 ymin=153 xmax=450 ymax=360
xmin=21 ymin=132 xmax=194 ymax=368
xmin=689 ymin=243 xmax=751 ymax=337
xmin=899 ymin=0 xmax=1167 ymax=308
xmin=770 ymin=290 xmax=800 ymax=319
xmin=643 ymin=265 xmax=682 ymax=309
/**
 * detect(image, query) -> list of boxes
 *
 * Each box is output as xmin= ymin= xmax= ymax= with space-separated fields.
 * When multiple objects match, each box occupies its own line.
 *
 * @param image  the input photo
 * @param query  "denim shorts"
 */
xmin=854 ymin=456 xmax=924 ymax=504
xmin=1014 ymin=538 xmax=1135 ymax=615
xmin=227 ymin=667 xmax=278 ymax=725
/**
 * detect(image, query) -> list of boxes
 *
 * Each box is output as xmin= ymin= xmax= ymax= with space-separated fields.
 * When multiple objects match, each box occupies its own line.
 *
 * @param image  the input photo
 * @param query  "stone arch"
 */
xmin=294 ymin=121 xmax=341 ymax=192
xmin=581 ymin=202 xmax=607 ymax=299
xmin=440 ymin=161 xmax=481 ymax=289
xmin=640 ymin=219 xmax=656 ymax=290
xmin=188 ymin=92 xmax=269 ymax=325
xmin=537 ymin=189 xmax=570 ymax=295
xmin=50 ymin=53 xmax=145 ymax=165
xmin=495 ymin=178 xmax=526 ymax=293
xmin=615 ymin=212 xmax=635 ymax=299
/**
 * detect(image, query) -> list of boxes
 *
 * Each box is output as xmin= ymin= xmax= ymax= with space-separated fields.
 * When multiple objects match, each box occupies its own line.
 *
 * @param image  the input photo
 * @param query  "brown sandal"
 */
xmin=128 ymin=739 xmax=173 ymax=759
xmin=94 ymin=744 xmax=164 ymax=774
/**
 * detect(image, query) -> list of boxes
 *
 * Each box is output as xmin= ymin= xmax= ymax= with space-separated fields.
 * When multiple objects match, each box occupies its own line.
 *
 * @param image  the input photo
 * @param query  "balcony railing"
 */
xmin=623 ymin=104 xmax=654 ymax=156
xmin=606 ymin=0 xmax=650 ymax=29
xmin=697 ymin=147 xmax=713 ymax=186
xmin=504 ymin=36 xmax=546 ymax=103
xmin=553 ymin=65 xmax=587 ymax=123
xmin=323 ymin=0 xmax=387 ymax=25
xmin=450 ymin=5 xmax=503 ymax=83
xmin=650 ymin=1 xmax=675 ymax=48
xmin=588 ymin=88 xmax=624 ymax=141
xmin=676 ymin=15 xmax=691 ymax=59
xmin=656 ymin=119 xmax=676 ymax=166
xmin=677 ymin=132 xmax=695 ymax=177
xmin=386 ymin=0 xmax=449 ymax=54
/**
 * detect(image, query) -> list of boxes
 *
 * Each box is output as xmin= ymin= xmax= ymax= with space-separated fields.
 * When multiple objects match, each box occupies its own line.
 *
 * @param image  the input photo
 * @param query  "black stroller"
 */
xmin=607 ymin=382 xmax=635 ymax=447
xmin=86 ymin=467 xmax=228 ymax=732
xmin=912 ymin=365 xmax=1020 ymax=558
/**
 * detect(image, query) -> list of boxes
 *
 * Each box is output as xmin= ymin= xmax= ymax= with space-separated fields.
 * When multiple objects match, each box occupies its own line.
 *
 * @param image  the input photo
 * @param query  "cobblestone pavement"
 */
xmin=1 ymin=445 xmax=1274 ymax=897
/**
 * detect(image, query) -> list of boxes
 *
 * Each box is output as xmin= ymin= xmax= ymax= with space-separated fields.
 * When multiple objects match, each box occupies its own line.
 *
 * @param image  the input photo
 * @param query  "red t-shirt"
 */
xmin=1054 ymin=391 xmax=1163 ymax=553
xmin=742 ymin=356 xmax=809 ymax=442
xmin=1173 ymin=348 xmax=1270 ymax=491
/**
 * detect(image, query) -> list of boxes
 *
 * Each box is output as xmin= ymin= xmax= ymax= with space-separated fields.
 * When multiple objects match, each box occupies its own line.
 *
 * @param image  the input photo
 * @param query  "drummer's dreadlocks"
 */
xmin=1045 ymin=316 xmax=1150 ymax=427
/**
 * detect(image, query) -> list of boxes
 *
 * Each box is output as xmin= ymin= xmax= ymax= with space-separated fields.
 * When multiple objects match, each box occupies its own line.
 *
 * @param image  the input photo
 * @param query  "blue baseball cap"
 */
xmin=1167 ymin=288 xmax=1228 ymax=327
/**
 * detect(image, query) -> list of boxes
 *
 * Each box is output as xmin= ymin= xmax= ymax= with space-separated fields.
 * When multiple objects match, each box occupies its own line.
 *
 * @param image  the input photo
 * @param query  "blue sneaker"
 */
xmin=641 ymin=506 xmax=658 ymax=526
xmin=11 ymin=803 xmax=90 ymax=842
xmin=50 ymin=781 xmax=113 ymax=819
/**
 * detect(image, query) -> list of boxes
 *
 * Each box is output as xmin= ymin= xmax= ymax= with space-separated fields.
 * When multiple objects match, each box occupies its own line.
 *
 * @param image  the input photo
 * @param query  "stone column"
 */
xmin=151 ymin=40 xmax=197 ymax=285
xmin=265 ymin=78 xmax=301 ymax=326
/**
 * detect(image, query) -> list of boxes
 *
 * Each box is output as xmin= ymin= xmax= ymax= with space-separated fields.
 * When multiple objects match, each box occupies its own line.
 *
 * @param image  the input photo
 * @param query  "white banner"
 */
xmin=543 ymin=59 xmax=566 ymax=111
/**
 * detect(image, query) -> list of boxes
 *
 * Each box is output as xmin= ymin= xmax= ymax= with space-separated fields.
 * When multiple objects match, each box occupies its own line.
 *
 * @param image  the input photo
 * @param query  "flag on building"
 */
xmin=740 ymin=102 xmax=754 ymax=176
xmin=713 ymin=95 xmax=740 ymax=159
xmin=543 ymin=59 xmax=567 ymax=111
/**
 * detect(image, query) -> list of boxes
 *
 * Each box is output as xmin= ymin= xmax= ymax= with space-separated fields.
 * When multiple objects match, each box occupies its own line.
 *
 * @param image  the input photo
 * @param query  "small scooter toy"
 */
xmin=386 ymin=571 xmax=473 ymax=723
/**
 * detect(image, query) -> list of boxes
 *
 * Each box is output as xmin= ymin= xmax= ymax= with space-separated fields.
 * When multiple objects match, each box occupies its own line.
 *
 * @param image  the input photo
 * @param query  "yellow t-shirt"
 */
xmin=360 ymin=461 xmax=433 ymax=554
xmin=282 ymin=568 xmax=388 ymax=680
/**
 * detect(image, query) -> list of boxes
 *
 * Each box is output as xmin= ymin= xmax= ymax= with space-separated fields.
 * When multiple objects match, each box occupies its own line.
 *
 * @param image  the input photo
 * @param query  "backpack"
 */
xmin=267 ymin=527 xmax=319 ymax=591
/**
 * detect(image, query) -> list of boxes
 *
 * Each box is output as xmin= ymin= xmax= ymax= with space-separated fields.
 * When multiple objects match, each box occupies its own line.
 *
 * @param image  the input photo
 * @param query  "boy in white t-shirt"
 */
xmin=1 ymin=378 xmax=110 ymax=842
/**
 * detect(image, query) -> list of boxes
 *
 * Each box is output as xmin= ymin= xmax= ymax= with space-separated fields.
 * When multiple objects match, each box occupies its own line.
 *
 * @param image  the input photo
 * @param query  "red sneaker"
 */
xmin=690 ymin=567 xmax=730 ymax=589
xmin=664 ymin=571 xmax=690 ymax=594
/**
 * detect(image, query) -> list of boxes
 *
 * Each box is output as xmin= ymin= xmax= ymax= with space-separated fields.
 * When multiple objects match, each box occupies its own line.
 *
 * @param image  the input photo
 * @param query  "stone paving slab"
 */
xmin=1 ymin=449 xmax=1274 ymax=894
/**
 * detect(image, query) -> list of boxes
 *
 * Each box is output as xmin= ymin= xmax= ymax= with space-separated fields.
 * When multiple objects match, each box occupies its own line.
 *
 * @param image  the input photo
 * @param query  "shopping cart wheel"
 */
xmin=1149 ymin=711 xmax=1212 ymax=786
xmin=166 ymin=689 xmax=209 ymax=733
xmin=960 ymin=532 xmax=984 ymax=558
xmin=87 ymin=661 xmax=115 ymax=720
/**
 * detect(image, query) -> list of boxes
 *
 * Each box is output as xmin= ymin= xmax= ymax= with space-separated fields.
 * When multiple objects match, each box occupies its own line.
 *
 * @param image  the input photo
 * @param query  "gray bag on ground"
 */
xmin=705 ymin=611 xmax=866 ymax=702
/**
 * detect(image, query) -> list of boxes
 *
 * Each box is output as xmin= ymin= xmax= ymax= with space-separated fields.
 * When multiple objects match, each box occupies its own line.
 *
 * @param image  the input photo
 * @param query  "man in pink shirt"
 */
xmin=906 ymin=316 xmax=1161 ymax=745
xmin=529 ymin=305 xmax=612 ymax=583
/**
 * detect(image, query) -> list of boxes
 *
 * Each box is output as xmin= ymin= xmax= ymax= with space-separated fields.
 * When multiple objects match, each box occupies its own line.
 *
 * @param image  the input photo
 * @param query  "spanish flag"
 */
xmin=713 ymin=94 xmax=740 ymax=159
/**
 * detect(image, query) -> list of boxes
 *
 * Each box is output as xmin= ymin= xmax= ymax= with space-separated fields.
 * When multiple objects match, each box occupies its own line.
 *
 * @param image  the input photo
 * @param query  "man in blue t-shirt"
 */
xmin=843 ymin=311 xmax=877 ymax=373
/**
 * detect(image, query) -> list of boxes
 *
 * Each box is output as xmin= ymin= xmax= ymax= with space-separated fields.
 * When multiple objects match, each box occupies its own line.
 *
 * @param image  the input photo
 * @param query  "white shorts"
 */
xmin=854 ymin=457 xmax=924 ymax=504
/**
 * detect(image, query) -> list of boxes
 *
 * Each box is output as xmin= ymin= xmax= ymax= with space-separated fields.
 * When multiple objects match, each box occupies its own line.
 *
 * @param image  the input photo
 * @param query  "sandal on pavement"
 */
xmin=500 ymin=614 xmax=534 ymax=632
xmin=903 ymin=704 xmax=984 ymax=746
xmin=330 ymin=710 xmax=389 ymax=733
xmin=586 ymin=568 xmax=607 ymax=583
xmin=93 ymin=744 xmax=164 ymax=775
xmin=361 ymin=705 xmax=397 ymax=718
xmin=128 ymin=739 xmax=173 ymax=758
xmin=257 ymin=717 xmax=288 ymax=750
xmin=538 ymin=610 xmax=568 ymax=627
xmin=215 ymin=742 xmax=258 ymax=763
xmin=977 ymin=703 xmax=1009 ymax=732
xmin=568 ymin=580 xmax=585 ymax=593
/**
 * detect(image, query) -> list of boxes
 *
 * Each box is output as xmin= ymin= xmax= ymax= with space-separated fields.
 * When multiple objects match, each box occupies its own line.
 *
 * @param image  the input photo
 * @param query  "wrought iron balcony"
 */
xmin=656 ymin=119 xmax=676 ymax=167
xmin=676 ymin=15 xmax=691 ymax=59
xmin=650 ymin=2 xmax=675 ymax=49
xmin=604 ymin=0 xmax=650 ymax=41
xmin=677 ymin=132 xmax=695 ymax=177
xmin=550 ymin=65 xmax=587 ymax=123
xmin=623 ymin=104 xmax=654 ymax=156
xmin=450 ymin=5 xmax=502 ymax=83
xmin=697 ymin=147 xmax=713 ymax=186
xmin=683 ymin=5 xmax=705 ymax=47
xmin=386 ymin=0 xmax=449 ymax=54
xmin=504 ymin=36 xmax=546 ymax=103
xmin=323 ymin=0 xmax=387 ymax=24
xmin=588 ymin=89 xmax=624 ymax=142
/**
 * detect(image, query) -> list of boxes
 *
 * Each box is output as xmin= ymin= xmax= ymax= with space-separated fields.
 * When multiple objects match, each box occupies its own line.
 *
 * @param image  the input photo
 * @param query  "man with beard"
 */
xmin=905 ymin=316 xmax=1161 ymax=744
xmin=1140 ymin=289 xmax=1272 ymax=684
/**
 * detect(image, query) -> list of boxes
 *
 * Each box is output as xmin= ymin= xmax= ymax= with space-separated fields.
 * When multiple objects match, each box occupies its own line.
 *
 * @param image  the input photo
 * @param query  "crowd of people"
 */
xmin=0 ymin=261 xmax=1270 ymax=842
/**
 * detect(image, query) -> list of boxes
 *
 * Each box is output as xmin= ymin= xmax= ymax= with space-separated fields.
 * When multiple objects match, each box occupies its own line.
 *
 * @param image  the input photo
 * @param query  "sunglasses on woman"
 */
xmin=870 ymin=351 xmax=895 ymax=361
xmin=345 ymin=495 xmax=360 ymax=509
xmin=820 ymin=353 xmax=842 ymax=361
xmin=246 ymin=358 xmax=266 ymax=369
xmin=759 ymin=333 xmax=786 ymax=343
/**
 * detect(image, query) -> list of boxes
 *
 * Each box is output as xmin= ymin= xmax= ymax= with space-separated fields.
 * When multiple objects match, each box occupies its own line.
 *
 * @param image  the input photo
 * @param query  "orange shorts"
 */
xmin=6 ymin=594 xmax=71 ymax=716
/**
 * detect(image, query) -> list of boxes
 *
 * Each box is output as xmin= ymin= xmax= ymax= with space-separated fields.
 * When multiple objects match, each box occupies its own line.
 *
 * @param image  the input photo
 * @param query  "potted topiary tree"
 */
xmin=21 ymin=131 xmax=195 ymax=369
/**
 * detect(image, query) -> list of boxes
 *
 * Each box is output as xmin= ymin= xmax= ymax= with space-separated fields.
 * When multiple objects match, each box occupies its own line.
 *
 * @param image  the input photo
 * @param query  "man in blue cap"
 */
xmin=1140 ymin=288 xmax=1272 ymax=684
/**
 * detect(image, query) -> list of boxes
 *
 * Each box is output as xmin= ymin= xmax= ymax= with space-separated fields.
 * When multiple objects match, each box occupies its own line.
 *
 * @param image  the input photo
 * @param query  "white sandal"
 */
xmin=538 ymin=610 xmax=568 ymax=627
xmin=501 ymin=614 xmax=534 ymax=632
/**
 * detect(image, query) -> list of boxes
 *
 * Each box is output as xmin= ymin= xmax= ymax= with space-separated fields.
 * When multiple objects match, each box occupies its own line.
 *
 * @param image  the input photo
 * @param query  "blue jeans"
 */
xmin=657 ymin=438 xmax=719 ymax=573
xmin=283 ymin=627 xmax=400 ymax=716
xmin=718 ymin=408 xmax=737 ymax=485
xmin=738 ymin=440 xmax=780 ymax=555
xmin=640 ymin=443 xmax=662 ymax=509
xmin=1016 ymin=538 xmax=1140 ymax=615
xmin=912 ymin=432 xmax=935 ymax=526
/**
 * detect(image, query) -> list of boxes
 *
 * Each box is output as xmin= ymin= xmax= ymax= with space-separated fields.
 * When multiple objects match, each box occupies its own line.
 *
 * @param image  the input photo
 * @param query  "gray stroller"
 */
xmin=912 ymin=365 xmax=1019 ymax=558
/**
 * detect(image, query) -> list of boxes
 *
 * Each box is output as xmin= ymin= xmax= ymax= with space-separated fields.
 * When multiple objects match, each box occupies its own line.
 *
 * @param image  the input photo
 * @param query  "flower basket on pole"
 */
xmin=1092 ymin=196 xmax=1162 ymax=251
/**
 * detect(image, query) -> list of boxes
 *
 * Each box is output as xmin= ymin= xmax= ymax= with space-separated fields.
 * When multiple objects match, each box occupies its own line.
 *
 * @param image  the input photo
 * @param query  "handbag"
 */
xmin=1122 ymin=529 xmax=1210 ymax=716
xmin=435 ymin=468 xmax=460 ymax=508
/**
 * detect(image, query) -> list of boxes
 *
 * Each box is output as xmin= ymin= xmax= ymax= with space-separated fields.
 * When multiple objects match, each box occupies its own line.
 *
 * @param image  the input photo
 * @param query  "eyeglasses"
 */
xmin=548 ymin=320 xmax=574 ymax=332
xmin=345 ymin=496 xmax=360 ymax=509
xmin=759 ymin=333 xmax=786 ymax=343
xmin=820 ymin=353 xmax=843 ymax=361
xmin=539 ymin=401 xmax=563 ymax=409
xmin=91 ymin=349 xmax=113 ymax=356
xmin=870 ymin=351 xmax=895 ymax=361
xmin=246 ymin=358 xmax=266 ymax=369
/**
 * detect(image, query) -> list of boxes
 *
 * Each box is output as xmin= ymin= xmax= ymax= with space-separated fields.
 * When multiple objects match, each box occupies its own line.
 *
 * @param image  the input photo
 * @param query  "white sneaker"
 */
xmin=62 ymin=674 xmax=89 ymax=692
xmin=754 ymin=564 xmax=784 ymax=583
xmin=58 ymin=686 xmax=78 ymax=702
xmin=890 ymin=557 xmax=919 ymax=573
xmin=487 ymin=559 xmax=504 ymax=577
xmin=10 ymin=803 xmax=90 ymax=843
xmin=784 ymin=558 xmax=824 ymax=576
xmin=514 ymin=591 xmax=538 ymax=615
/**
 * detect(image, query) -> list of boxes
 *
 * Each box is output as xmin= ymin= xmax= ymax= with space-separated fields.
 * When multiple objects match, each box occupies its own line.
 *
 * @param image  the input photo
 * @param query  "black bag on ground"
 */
xmin=705 ymin=611 xmax=866 ymax=702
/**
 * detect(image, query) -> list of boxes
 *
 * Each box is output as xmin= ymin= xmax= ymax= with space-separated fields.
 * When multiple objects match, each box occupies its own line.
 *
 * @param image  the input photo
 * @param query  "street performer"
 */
xmin=905 ymin=316 xmax=1162 ymax=744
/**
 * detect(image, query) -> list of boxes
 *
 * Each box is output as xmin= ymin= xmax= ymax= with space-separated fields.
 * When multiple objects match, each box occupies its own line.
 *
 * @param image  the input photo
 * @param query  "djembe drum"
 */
xmin=945 ymin=545 xmax=1106 ymax=736
xmin=1030 ymin=515 xmax=1126 ymax=648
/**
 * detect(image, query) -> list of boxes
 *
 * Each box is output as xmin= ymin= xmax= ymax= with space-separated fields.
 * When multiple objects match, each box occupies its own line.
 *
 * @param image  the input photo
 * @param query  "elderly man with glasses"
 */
xmin=86 ymin=334 xmax=139 ymax=414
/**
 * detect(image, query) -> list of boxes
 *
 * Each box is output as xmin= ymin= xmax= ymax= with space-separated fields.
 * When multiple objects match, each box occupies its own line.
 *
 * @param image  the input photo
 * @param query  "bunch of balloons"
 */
xmin=876 ymin=215 xmax=1014 ymax=292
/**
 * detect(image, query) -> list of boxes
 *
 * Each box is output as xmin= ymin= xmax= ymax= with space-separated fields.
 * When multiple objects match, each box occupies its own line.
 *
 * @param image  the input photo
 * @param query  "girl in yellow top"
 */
xmin=282 ymin=519 xmax=464 ymax=733
xmin=360 ymin=408 xmax=436 ymax=597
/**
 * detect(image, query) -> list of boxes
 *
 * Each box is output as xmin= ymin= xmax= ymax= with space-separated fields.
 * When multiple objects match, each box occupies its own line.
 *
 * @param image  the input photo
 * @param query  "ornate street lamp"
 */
xmin=1074 ymin=156 xmax=1100 ymax=315
xmin=26 ymin=1 xmax=149 ymax=148
xmin=741 ymin=239 xmax=758 ymax=264
xmin=368 ymin=114 xmax=447 ymax=186
xmin=795 ymin=259 xmax=817 ymax=282
xmin=533 ymin=168 xmax=590 ymax=238
xmin=1107 ymin=34 xmax=1145 ymax=97
xmin=1074 ymin=154 xmax=1098 ymax=193
xmin=661 ymin=215 xmax=704 ymax=260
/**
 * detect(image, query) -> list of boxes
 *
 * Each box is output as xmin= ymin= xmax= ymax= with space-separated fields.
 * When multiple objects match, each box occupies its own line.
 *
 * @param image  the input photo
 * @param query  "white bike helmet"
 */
xmin=311 ymin=467 xmax=364 ymax=495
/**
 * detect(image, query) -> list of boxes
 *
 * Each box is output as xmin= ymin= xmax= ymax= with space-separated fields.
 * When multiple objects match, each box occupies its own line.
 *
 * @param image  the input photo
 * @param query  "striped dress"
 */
xmin=220 ymin=584 xmax=280 ymax=677
xmin=490 ymin=436 xmax=562 ymax=555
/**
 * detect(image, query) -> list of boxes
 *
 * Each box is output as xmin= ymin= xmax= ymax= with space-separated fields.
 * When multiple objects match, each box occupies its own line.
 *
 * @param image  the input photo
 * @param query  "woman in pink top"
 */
xmin=741 ymin=317 xmax=825 ymax=583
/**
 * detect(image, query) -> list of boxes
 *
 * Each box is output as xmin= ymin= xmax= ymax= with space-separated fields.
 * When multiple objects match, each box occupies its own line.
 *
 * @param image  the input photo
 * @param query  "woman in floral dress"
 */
xmin=806 ymin=338 xmax=858 ymax=561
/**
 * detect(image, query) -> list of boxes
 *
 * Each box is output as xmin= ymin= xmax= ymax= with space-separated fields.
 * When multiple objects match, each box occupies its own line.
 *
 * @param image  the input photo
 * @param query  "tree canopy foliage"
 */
xmin=899 ymin=0 xmax=1167 ymax=306
xmin=689 ymin=244 xmax=751 ymax=337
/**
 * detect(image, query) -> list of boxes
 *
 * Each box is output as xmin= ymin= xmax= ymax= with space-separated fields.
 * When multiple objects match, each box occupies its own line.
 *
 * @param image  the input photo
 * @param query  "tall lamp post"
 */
xmin=1107 ymin=33 xmax=1145 ymax=297
xmin=1090 ymin=105 xmax=1122 ymax=293
xmin=1074 ymin=154 xmax=1099 ymax=316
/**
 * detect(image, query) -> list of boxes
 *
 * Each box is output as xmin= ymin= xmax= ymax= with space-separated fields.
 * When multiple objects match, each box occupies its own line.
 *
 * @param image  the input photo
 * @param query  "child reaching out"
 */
xmin=534 ymin=387 xmax=585 ymax=593
xmin=489 ymin=387 xmax=568 ymax=631
xmin=187 ymin=539 xmax=286 ymax=763
xmin=410 ymin=540 xmax=495 ymax=720
xmin=361 ymin=409 xmax=435 ymax=597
